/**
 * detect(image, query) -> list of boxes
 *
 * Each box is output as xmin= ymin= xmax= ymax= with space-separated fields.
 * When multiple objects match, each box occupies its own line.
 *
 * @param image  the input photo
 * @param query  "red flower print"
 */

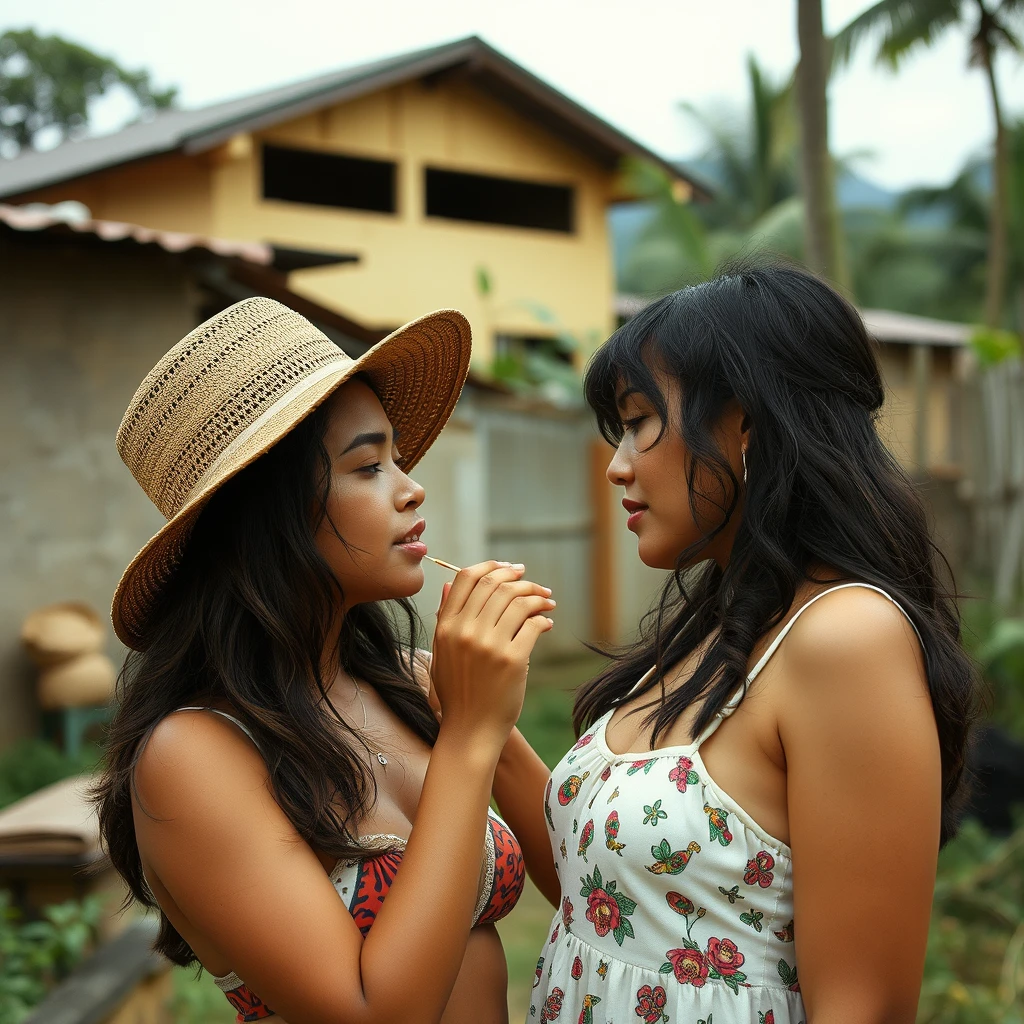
xmin=562 ymin=897 xmax=574 ymax=929
xmin=665 ymin=891 xmax=694 ymax=916
xmin=585 ymin=888 xmax=621 ymax=937
xmin=664 ymin=947 xmax=708 ymax=987
xmin=706 ymin=937 xmax=745 ymax=976
xmin=743 ymin=850 xmax=776 ymax=888
xmin=549 ymin=924 xmax=560 ymax=944
xmin=573 ymin=734 xmax=594 ymax=751
xmin=759 ymin=1012 xmax=776 ymax=1024
xmin=634 ymin=984 xmax=668 ymax=1023
xmin=668 ymin=755 xmax=699 ymax=793
xmin=571 ymin=956 xmax=583 ymax=980
xmin=600 ymin=765 xmax=612 ymax=782
xmin=541 ymin=987 xmax=564 ymax=1022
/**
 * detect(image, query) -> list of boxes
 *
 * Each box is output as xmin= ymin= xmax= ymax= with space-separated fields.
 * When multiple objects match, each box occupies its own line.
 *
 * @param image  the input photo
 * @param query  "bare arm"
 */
xmin=492 ymin=727 xmax=560 ymax=907
xmin=135 ymin=560 xmax=555 ymax=1024
xmin=779 ymin=588 xmax=942 ymax=1024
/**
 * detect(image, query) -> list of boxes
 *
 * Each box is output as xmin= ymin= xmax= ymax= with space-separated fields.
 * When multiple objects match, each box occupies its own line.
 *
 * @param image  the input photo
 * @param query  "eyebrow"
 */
xmin=340 ymin=431 xmax=389 ymax=456
xmin=615 ymin=387 xmax=644 ymax=411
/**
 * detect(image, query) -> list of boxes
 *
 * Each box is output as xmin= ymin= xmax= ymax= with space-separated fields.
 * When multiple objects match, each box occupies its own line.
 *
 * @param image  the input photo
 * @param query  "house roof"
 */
xmin=860 ymin=308 xmax=973 ymax=348
xmin=0 ymin=203 xmax=359 ymax=271
xmin=0 ymin=36 xmax=709 ymax=202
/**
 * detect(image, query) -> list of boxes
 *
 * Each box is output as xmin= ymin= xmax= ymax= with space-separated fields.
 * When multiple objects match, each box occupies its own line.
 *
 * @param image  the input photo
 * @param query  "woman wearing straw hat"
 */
xmin=95 ymin=298 xmax=555 ymax=1023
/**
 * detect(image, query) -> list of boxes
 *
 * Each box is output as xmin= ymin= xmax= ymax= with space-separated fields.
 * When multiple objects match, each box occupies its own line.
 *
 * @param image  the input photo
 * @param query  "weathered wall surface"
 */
xmin=0 ymin=239 xmax=198 ymax=743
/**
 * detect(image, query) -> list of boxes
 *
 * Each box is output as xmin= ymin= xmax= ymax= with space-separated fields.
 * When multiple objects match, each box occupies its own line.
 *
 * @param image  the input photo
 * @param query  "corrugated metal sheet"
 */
xmin=0 ymin=203 xmax=273 ymax=264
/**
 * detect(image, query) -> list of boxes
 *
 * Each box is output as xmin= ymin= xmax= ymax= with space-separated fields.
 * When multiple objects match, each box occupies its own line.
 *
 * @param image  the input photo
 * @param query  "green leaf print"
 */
xmin=643 ymin=799 xmax=668 ymax=826
xmin=718 ymin=885 xmax=744 ymax=904
xmin=778 ymin=958 xmax=799 ymax=989
xmin=612 ymin=916 xmax=635 ymax=946
xmin=580 ymin=863 xmax=603 ymax=898
xmin=626 ymin=759 xmax=655 ymax=776
xmin=739 ymin=910 xmax=764 ymax=932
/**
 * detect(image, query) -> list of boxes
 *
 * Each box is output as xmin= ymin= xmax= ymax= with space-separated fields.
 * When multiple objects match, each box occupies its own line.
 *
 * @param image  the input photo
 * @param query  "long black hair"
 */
xmin=577 ymin=262 xmax=977 ymax=844
xmin=95 ymin=392 xmax=439 ymax=966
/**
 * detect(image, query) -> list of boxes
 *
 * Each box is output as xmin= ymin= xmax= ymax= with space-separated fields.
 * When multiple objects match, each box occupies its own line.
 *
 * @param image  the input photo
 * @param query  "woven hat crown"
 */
xmin=117 ymin=297 xmax=351 ymax=520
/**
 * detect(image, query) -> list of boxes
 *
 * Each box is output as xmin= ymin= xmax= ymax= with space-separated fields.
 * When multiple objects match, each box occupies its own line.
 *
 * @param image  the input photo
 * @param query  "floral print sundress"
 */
xmin=531 ymin=583 xmax=919 ymax=1024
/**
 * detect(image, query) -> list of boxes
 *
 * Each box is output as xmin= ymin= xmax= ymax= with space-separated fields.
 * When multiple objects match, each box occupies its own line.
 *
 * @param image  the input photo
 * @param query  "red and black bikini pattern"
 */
xmin=223 ymin=982 xmax=275 ymax=1022
xmin=477 ymin=815 xmax=528 ymax=925
xmin=347 ymin=849 xmax=405 ymax=936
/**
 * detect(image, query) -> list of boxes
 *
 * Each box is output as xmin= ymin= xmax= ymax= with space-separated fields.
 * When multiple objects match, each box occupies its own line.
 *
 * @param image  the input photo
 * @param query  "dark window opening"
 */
xmin=425 ymin=168 xmax=574 ymax=233
xmin=262 ymin=145 xmax=396 ymax=213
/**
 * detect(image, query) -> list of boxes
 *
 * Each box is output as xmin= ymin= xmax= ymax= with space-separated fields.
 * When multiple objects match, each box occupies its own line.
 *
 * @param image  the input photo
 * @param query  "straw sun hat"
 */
xmin=112 ymin=297 xmax=471 ymax=650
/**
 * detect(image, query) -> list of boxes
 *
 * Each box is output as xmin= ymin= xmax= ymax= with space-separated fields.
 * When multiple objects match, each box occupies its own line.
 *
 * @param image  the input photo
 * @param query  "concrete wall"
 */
xmin=21 ymin=78 xmax=619 ymax=369
xmin=0 ymin=239 xmax=197 ymax=744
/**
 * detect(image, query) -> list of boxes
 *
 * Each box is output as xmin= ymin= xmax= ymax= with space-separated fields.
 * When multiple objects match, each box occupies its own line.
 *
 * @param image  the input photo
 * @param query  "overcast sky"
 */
xmin=5 ymin=0 xmax=1023 ymax=190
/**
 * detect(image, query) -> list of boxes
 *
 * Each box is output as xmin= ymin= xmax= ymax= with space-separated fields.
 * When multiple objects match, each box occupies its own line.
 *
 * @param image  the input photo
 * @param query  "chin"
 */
xmin=382 ymin=564 xmax=426 ymax=600
xmin=636 ymin=533 xmax=687 ymax=572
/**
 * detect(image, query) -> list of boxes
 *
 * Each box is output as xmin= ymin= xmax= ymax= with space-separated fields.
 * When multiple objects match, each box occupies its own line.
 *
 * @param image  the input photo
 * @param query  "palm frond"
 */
xmin=832 ymin=0 xmax=962 ymax=70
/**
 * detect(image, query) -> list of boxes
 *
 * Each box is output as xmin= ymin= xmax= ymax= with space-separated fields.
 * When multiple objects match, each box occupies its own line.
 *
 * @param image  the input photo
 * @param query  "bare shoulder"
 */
xmin=133 ymin=710 xmax=270 ymax=818
xmin=775 ymin=585 xmax=935 ymax=752
xmin=781 ymin=585 xmax=924 ymax=688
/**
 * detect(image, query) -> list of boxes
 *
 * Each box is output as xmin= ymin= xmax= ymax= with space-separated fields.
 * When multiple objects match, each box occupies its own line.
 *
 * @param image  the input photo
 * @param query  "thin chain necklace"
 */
xmin=353 ymin=682 xmax=388 ymax=767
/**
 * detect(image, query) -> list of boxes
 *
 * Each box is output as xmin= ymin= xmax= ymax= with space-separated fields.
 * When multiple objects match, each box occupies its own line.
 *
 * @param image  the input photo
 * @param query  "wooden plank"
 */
xmin=22 ymin=919 xmax=164 ymax=1024
xmin=912 ymin=343 xmax=932 ymax=472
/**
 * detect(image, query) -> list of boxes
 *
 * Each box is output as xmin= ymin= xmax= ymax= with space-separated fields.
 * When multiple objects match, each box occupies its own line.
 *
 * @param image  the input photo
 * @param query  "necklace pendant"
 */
xmin=376 ymin=752 xmax=388 ymax=766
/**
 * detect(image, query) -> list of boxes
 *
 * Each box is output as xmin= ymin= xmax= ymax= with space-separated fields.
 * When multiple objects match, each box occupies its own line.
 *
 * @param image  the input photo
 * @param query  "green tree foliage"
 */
xmin=619 ymin=56 xmax=807 ymax=295
xmin=847 ymin=119 xmax=1024 ymax=327
xmin=833 ymin=0 xmax=1024 ymax=327
xmin=0 ymin=29 xmax=176 ymax=155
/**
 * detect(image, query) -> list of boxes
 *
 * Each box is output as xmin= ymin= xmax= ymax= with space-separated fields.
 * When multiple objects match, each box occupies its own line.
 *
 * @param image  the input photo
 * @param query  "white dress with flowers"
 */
xmin=529 ymin=584 xmax=914 ymax=1024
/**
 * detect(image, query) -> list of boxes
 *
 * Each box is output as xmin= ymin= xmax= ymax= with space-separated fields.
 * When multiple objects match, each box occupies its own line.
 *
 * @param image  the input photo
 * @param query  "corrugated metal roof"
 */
xmin=0 ymin=203 xmax=274 ymax=263
xmin=0 ymin=36 xmax=709 ymax=201
xmin=860 ymin=308 xmax=973 ymax=347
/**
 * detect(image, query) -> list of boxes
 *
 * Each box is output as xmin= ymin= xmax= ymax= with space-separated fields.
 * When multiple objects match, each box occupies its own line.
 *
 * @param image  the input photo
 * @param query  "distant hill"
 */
xmin=609 ymin=164 xmax=916 ymax=277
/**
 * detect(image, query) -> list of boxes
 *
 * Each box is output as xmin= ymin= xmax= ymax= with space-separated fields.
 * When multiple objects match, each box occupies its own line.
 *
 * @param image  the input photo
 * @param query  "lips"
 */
xmin=394 ymin=519 xmax=426 ymax=545
xmin=622 ymin=498 xmax=648 ymax=532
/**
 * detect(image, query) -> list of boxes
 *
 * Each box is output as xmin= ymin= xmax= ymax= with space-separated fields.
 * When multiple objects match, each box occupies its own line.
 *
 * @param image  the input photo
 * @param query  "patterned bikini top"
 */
xmin=169 ymin=708 xmax=526 ymax=1023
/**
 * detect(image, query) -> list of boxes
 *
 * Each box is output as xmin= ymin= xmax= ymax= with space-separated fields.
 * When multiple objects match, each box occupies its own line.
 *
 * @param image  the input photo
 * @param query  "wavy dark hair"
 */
xmin=95 ymin=388 xmax=438 ymax=966
xmin=576 ymin=262 xmax=977 ymax=844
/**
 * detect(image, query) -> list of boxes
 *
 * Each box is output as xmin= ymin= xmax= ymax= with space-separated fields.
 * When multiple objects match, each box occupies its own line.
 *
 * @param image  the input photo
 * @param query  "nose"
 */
xmin=397 ymin=472 xmax=425 ymax=512
xmin=606 ymin=439 xmax=634 ymax=488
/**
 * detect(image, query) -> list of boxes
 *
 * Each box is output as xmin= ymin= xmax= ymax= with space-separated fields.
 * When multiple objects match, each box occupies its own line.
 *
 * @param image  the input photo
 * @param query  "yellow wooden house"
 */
xmin=0 ymin=36 xmax=704 ymax=370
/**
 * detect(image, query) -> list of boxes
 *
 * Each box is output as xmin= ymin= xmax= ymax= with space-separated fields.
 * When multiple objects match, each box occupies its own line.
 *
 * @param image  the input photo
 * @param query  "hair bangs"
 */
xmin=584 ymin=294 xmax=677 ymax=446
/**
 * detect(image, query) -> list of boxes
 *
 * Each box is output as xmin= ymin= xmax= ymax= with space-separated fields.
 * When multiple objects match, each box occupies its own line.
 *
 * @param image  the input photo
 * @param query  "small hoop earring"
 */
xmin=742 ymin=448 xmax=748 ymax=486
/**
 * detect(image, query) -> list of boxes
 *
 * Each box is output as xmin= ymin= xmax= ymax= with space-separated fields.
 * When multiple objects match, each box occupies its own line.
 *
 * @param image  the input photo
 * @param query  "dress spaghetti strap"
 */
xmin=171 ymin=706 xmax=259 ymax=747
xmin=745 ymin=582 xmax=922 ymax=685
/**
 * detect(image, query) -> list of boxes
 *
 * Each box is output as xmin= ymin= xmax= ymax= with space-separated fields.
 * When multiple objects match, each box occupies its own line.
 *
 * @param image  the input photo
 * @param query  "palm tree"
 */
xmin=679 ymin=55 xmax=798 ymax=231
xmin=833 ymin=0 xmax=1024 ymax=328
xmin=797 ymin=0 xmax=848 ymax=286
xmin=617 ymin=56 xmax=804 ymax=296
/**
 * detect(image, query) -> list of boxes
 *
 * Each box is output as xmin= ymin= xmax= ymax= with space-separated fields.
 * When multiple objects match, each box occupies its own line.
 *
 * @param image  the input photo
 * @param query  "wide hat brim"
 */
xmin=111 ymin=308 xmax=471 ymax=650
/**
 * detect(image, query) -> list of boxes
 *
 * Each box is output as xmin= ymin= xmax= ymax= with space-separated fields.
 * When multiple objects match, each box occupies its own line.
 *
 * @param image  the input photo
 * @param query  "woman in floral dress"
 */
xmin=490 ymin=264 xmax=976 ymax=1024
